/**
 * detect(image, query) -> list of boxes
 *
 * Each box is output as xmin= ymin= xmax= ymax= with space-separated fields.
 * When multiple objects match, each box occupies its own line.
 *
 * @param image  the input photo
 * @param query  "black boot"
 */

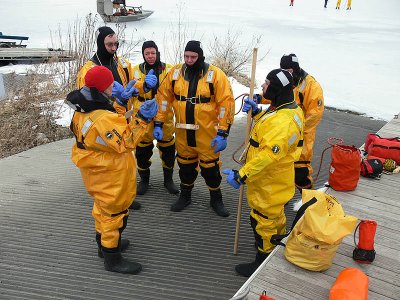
xmin=210 ymin=189 xmax=230 ymax=217
xmin=171 ymin=185 xmax=192 ymax=212
xmin=129 ymin=200 xmax=141 ymax=210
xmin=163 ymin=168 xmax=179 ymax=195
xmin=137 ymin=169 xmax=150 ymax=195
xmin=96 ymin=234 xmax=130 ymax=258
xmin=235 ymin=251 xmax=269 ymax=277
xmin=102 ymin=249 xmax=142 ymax=274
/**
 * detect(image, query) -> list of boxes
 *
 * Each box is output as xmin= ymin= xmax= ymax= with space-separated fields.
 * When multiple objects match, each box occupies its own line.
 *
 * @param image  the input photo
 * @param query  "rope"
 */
xmin=313 ymin=137 xmax=344 ymax=183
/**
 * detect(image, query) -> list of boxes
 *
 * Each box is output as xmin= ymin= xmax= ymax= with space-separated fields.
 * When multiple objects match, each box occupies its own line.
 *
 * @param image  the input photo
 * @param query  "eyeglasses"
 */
xmin=105 ymin=42 xmax=119 ymax=48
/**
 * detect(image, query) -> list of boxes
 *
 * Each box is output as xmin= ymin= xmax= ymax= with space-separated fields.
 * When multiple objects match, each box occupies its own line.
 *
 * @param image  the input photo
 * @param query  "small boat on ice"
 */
xmin=97 ymin=0 xmax=154 ymax=23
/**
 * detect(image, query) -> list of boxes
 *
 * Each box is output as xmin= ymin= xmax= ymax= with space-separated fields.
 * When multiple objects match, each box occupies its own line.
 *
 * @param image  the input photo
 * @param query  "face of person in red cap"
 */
xmin=84 ymin=66 xmax=114 ymax=96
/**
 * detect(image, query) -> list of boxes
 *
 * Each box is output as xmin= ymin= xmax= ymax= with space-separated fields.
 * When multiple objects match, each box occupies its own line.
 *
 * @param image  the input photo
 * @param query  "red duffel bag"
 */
xmin=330 ymin=268 xmax=369 ymax=300
xmin=364 ymin=133 xmax=400 ymax=164
xmin=328 ymin=138 xmax=361 ymax=191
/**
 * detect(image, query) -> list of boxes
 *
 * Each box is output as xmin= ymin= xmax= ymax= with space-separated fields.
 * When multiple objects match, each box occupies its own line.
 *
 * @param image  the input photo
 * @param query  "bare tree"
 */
xmin=208 ymin=30 xmax=268 ymax=88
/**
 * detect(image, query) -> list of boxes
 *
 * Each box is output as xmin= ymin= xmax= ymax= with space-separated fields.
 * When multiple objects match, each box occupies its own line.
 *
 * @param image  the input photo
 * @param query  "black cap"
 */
xmin=280 ymin=54 xmax=300 ymax=74
xmin=95 ymin=26 xmax=116 ymax=63
xmin=263 ymin=69 xmax=294 ymax=106
xmin=184 ymin=40 xmax=203 ymax=58
xmin=142 ymin=40 xmax=158 ymax=54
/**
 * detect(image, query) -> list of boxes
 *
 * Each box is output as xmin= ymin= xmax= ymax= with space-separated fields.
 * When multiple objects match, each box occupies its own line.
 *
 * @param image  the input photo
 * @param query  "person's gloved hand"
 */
xmin=153 ymin=121 xmax=164 ymax=140
xmin=144 ymin=69 xmax=158 ymax=91
xmin=223 ymin=169 xmax=244 ymax=189
xmin=121 ymin=80 xmax=139 ymax=100
xmin=137 ymin=98 xmax=158 ymax=122
xmin=253 ymin=94 xmax=262 ymax=104
xmin=210 ymin=129 xmax=228 ymax=153
xmin=112 ymin=81 xmax=124 ymax=100
xmin=242 ymin=96 xmax=259 ymax=114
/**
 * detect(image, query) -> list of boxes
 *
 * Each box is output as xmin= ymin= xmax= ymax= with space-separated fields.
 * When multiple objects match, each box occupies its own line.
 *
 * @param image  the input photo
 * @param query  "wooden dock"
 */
xmin=0 ymin=48 xmax=75 ymax=65
xmin=232 ymin=115 xmax=400 ymax=300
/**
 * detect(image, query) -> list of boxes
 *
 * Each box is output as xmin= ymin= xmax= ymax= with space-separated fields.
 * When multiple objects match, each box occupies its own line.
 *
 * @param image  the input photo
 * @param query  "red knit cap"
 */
xmin=84 ymin=66 xmax=114 ymax=92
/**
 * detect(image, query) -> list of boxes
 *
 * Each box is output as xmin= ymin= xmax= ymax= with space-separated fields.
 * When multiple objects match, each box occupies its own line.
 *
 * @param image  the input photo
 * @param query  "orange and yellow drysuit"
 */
xmin=155 ymin=63 xmax=234 ymax=190
xmin=239 ymin=105 xmax=304 ymax=253
xmin=70 ymin=99 xmax=148 ymax=250
xmin=131 ymin=62 xmax=175 ymax=171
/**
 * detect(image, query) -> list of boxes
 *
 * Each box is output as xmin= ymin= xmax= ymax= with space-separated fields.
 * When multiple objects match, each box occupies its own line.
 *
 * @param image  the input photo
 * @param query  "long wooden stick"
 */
xmin=233 ymin=48 xmax=258 ymax=255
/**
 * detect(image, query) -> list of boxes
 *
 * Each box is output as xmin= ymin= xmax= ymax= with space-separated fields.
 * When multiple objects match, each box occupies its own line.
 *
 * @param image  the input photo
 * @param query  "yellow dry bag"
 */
xmin=271 ymin=189 xmax=358 ymax=271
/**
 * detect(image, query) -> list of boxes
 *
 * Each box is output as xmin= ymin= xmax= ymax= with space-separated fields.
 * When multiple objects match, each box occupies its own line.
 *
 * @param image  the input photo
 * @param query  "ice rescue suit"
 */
xmin=261 ymin=71 xmax=323 ymax=189
xmin=155 ymin=63 xmax=234 ymax=190
xmin=292 ymin=71 xmax=324 ymax=189
xmin=70 ymin=97 xmax=148 ymax=250
xmin=239 ymin=106 xmax=304 ymax=254
xmin=131 ymin=62 xmax=175 ymax=171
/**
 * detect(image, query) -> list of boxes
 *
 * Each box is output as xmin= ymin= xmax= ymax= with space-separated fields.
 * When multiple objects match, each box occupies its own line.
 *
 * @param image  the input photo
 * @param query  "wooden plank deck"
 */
xmin=233 ymin=115 xmax=400 ymax=300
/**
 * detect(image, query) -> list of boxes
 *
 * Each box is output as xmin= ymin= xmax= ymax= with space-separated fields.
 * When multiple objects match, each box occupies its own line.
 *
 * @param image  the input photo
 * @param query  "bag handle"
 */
xmin=270 ymin=197 xmax=318 ymax=247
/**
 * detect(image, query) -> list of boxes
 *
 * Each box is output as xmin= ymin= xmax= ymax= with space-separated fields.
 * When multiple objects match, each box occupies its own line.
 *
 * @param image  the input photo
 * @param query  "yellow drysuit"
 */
xmin=71 ymin=101 xmax=148 ymax=249
xmin=239 ymin=105 xmax=304 ymax=253
xmin=131 ymin=62 xmax=175 ymax=170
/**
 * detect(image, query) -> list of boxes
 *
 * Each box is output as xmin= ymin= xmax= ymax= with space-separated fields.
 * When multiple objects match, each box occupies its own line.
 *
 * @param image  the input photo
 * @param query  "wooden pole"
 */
xmin=233 ymin=48 xmax=258 ymax=255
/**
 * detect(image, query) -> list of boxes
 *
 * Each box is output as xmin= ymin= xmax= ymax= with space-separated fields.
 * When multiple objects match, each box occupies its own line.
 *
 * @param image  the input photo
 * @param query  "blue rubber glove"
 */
xmin=210 ymin=129 xmax=228 ymax=153
xmin=144 ymin=69 xmax=158 ymax=91
xmin=112 ymin=81 xmax=124 ymax=100
xmin=223 ymin=169 xmax=243 ymax=189
xmin=242 ymin=96 xmax=259 ymax=113
xmin=137 ymin=99 xmax=158 ymax=122
xmin=121 ymin=80 xmax=138 ymax=100
xmin=153 ymin=121 xmax=164 ymax=140
xmin=253 ymin=94 xmax=262 ymax=104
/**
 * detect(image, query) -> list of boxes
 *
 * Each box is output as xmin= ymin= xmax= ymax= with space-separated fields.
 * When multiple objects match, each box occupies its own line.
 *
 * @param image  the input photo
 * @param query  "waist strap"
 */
xmin=175 ymin=94 xmax=211 ymax=104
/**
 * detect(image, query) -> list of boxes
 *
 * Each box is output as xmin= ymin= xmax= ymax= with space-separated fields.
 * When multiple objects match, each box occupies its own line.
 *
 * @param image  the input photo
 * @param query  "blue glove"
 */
xmin=137 ymin=99 xmax=158 ymax=122
xmin=153 ymin=122 xmax=164 ymax=140
xmin=144 ymin=69 xmax=158 ymax=91
xmin=121 ymin=80 xmax=139 ymax=100
xmin=112 ymin=81 xmax=124 ymax=100
xmin=242 ymin=96 xmax=259 ymax=113
xmin=210 ymin=129 xmax=228 ymax=153
xmin=223 ymin=169 xmax=244 ymax=189
xmin=253 ymin=94 xmax=262 ymax=104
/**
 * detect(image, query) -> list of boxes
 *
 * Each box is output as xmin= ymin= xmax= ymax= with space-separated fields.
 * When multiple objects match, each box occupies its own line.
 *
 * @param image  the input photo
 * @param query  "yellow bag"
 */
xmin=271 ymin=189 xmax=358 ymax=271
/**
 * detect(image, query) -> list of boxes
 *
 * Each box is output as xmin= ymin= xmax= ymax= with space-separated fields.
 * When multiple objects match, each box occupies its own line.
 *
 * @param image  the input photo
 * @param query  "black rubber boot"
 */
xmin=96 ymin=234 xmax=130 ymax=258
xmin=129 ymin=201 xmax=141 ymax=210
xmin=171 ymin=185 xmax=192 ymax=212
xmin=210 ymin=189 xmax=230 ymax=217
xmin=163 ymin=168 xmax=179 ymax=194
xmin=137 ymin=169 xmax=150 ymax=195
xmin=102 ymin=249 xmax=142 ymax=274
xmin=235 ymin=251 xmax=269 ymax=277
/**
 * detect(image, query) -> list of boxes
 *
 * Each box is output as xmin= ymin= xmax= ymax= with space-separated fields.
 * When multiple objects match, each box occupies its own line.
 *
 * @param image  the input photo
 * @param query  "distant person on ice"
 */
xmin=290 ymin=0 xmax=294 ymax=6
xmin=66 ymin=66 xmax=158 ymax=274
xmin=336 ymin=0 xmax=341 ymax=9
xmin=76 ymin=26 xmax=159 ymax=210
xmin=324 ymin=0 xmax=328 ymax=8
xmin=347 ymin=0 xmax=352 ymax=10
xmin=224 ymin=69 xmax=304 ymax=277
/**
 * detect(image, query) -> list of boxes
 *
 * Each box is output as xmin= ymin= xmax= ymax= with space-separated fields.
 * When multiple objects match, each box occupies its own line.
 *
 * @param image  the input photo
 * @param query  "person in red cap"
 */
xmin=130 ymin=41 xmax=178 ymax=196
xmin=66 ymin=66 xmax=158 ymax=274
xmin=76 ymin=26 xmax=159 ymax=210
xmin=154 ymin=40 xmax=235 ymax=217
